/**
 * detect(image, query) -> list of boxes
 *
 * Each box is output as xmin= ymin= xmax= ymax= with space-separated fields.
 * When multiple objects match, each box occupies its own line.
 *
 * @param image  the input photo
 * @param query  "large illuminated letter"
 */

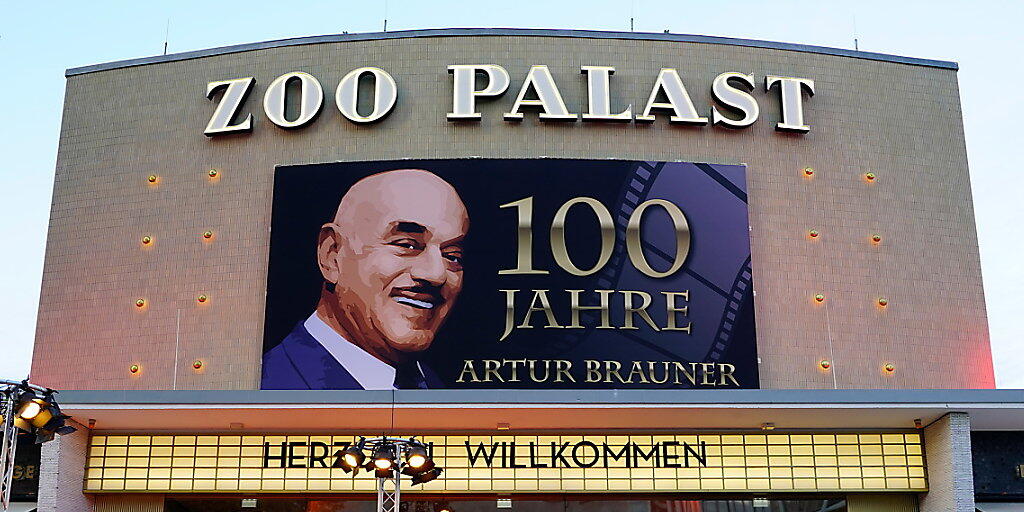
xmin=503 ymin=65 xmax=578 ymax=122
xmin=335 ymin=67 xmax=398 ymax=124
xmin=263 ymin=72 xmax=324 ymax=129
xmin=447 ymin=65 xmax=510 ymax=120
xmin=636 ymin=69 xmax=707 ymax=125
xmin=766 ymin=75 xmax=815 ymax=132
xmin=580 ymin=66 xmax=632 ymax=122
xmin=711 ymin=72 xmax=759 ymax=128
xmin=204 ymin=77 xmax=255 ymax=136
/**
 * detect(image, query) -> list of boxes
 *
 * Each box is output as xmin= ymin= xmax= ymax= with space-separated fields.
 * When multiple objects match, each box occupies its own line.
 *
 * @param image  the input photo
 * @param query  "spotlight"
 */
xmin=372 ymin=442 xmax=397 ymax=476
xmin=338 ymin=438 xmax=366 ymax=474
xmin=17 ymin=399 xmax=42 ymax=421
xmin=410 ymin=467 xmax=443 ymax=485
xmin=405 ymin=443 xmax=429 ymax=469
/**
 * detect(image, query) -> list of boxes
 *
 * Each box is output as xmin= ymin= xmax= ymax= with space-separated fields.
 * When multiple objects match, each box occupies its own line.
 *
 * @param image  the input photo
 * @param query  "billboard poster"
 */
xmin=261 ymin=159 xmax=756 ymax=390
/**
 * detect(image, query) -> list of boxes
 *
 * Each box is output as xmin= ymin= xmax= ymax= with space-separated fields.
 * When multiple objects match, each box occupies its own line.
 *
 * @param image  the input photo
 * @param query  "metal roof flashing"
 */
xmin=64 ymin=28 xmax=958 ymax=77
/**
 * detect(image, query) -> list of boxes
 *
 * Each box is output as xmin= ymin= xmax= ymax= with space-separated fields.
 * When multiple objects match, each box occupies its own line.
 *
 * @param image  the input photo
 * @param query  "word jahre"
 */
xmin=456 ymin=359 xmax=741 ymax=386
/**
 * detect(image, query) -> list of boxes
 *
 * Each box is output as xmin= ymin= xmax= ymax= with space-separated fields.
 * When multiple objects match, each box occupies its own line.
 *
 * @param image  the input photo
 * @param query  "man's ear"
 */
xmin=317 ymin=223 xmax=344 ymax=285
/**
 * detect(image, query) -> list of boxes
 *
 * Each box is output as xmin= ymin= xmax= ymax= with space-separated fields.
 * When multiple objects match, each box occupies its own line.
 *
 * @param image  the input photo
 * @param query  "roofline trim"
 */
xmin=65 ymin=28 xmax=958 ymax=77
xmin=58 ymin=388 xmax=1019 ymax=406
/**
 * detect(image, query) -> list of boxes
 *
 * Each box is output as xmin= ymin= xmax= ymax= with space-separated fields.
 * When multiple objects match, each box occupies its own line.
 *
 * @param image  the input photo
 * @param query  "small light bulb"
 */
xmin=878 ymin=298 xmax=888 ymax=307
xmin=203 ymin=231 xmax=214 ymax=239
xmin=193 ymin=360 xmax=203 ymax=370
xmin=872 ymin=234 xmax=882 ymax=244
xmin=802 ymin=167 xmax=815 ymax=177
xmin=819 ymin=359 xmax=831 ymax=370
xmin=130 ymin=364 xmax=140 ymax=374
xmin=208 ymin=169 xmax=219 ymax=178
xmin=884 ymin=363 xmax=895 ymax=373
xmin=135 ymin=298 xmax=146 ymax=308
xmin=197 ymin=295 xmax=208 ymax=303
xmin=865 ymin=172 xmax=876 ymax=182
xmin=141 ymin=236 xmax=152 ymax=245
xmin=814 ymin=293 xmax=825 ymax=303
xmin=147 ymin=175 xmax=158 ymax=183
xmin=808 ymin=229 xmax=819 ymax=238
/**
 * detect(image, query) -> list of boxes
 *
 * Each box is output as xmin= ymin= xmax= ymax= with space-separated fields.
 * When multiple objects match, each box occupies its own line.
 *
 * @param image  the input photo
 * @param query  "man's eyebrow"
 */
xmin=388 ymin=221 xmax=427 ymax=234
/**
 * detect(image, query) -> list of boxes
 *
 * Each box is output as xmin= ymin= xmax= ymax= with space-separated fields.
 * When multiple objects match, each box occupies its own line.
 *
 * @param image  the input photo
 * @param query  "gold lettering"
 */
xmin=648 ymin=361 xmax=670 ymax=384
xmin=621 ymin=291 xmax=660 ymax=330
xmin=518 ymin=290 xmax=563 ymax=329
xmin=567 ymin=289 xmax=613 ymax=328
xmin=554 ymin=360 xmax=576 ymax=382
xmin=673 ymin=362 xmax=697 ymax=385
xmin=700 ymin=363 xmax=716 ymax=385
xmin=528 ymin=360 xmax=551 ymax=383
xmin=585 ymin=360 xmax=602 ymax=382
xmin=503 ymin=359 xmax=527 ymax=382
xmin=626 ymin=361 xmax=649 ymax=384
xmin=550 ymin=197 xmax=615 ymax=276
xmin=663 ymin=291 xmax=692 ymax=332
xmin=499 ymin=197 xmax=549 ymax=275
xmin=604 ymin=360 xmax=624 ymax=383
xmin=456 ymin=360 xmax=481 ymax=383
xmin=719 ymin=363 xmax=740 ymax=386
xmin=499 ymin=289 xmax=519 ymax=341
xmin=483 ymin=360 xmax=505 ymax=382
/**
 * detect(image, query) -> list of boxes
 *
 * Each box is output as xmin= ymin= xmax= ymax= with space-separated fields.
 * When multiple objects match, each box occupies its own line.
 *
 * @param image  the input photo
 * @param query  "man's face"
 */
xmin=319 ymin=170 xmax=468 ymax=358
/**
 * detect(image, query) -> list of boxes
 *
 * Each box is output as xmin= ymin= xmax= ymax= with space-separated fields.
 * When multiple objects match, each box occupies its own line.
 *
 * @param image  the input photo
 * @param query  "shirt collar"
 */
xmin=303 ymin=312 xmax=424 ymax=390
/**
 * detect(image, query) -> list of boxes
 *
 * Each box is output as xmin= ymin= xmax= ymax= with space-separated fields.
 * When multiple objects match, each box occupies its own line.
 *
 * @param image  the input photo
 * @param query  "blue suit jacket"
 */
xmin=261 ymin=321 xmax=444 ymax=390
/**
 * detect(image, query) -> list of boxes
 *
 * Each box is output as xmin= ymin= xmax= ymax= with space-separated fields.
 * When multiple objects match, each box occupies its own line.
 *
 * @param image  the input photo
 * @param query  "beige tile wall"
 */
xmin=31 ymin=35 xmax=993 ymax=390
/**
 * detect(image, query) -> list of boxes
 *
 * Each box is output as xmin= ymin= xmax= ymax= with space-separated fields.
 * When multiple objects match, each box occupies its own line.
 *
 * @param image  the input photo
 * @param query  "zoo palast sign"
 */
xmin=204 ymin=65 xmax=815 ymax=136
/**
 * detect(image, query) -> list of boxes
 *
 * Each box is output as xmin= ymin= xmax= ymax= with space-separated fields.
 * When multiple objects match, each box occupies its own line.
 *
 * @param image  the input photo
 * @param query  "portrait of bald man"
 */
xmin=261 ymin=169 xmax=469 ymax=390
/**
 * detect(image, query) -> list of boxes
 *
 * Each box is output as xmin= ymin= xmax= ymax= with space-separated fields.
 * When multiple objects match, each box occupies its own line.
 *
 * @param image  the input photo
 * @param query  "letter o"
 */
xmin=335 ymin=67 xmax=397 ymax=123
xmin=263 ymin=72 xmax=324 ymax=129
xmin=550 ymin=197 xmax=614 ymax=276
xmin=626 ymin=199 xmax=690 ymax=278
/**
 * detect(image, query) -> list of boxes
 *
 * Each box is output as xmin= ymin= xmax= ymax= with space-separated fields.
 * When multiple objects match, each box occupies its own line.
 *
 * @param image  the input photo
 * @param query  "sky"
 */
xmin=1 ymin=0 xmax=1021 ymax=387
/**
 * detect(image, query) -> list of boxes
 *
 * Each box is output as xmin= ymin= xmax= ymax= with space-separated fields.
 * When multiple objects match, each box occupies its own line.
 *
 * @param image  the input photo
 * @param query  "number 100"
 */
xmin=498 ymin=196 xmax=690 ymax=278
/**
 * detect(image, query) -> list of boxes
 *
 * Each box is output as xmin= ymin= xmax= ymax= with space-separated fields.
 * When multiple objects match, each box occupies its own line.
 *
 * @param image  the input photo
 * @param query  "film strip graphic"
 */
xmin=552 ymin=161 xmax=753 ymax=380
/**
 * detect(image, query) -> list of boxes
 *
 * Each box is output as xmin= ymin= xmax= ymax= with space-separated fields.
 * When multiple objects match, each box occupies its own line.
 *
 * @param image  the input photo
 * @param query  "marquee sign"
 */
xmin=84 ymin=432 xmax=927 ymax=493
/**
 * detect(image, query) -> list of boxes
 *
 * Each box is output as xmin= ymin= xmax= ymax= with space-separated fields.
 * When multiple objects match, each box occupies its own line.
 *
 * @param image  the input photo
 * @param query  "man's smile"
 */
xmin=391 ymin=285 xmax=445 ymax=310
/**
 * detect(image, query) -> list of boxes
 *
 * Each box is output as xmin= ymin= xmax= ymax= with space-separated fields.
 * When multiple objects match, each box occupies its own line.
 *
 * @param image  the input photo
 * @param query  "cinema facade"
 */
xmin=27 ymin=29 xmax=1022 ymax=512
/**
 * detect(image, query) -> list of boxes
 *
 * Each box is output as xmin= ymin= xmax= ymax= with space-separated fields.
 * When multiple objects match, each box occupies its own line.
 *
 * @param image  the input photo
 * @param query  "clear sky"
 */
xmin=1 ymin=0 xmax=1021 ymax=387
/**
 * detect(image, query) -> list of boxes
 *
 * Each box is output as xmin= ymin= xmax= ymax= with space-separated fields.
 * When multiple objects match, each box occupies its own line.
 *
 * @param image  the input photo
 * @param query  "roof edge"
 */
xmin=65 ymin=28 xmax=958 ymax=77
xmin=58 ymin=388 xmax=1020 ymax=406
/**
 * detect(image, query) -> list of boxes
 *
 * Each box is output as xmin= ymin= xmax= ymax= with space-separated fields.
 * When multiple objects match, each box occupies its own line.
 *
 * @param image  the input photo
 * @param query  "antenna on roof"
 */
xmin=853 ymin=14 xmax=859 ymax=51
xmin=383 ymin=0 xmax=388 ymax=32
xmin=163 ymin=18 xmax=170 ymax=55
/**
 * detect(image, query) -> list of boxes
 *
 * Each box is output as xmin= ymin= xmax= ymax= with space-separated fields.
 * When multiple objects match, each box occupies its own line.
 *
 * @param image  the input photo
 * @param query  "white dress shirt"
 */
xmin=304 ymin=312 xmax=425 ymax=390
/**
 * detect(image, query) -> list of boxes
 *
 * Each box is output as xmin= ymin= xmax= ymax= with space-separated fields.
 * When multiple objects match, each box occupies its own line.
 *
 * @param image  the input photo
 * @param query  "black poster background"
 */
xmin=263 ymin=159 xmax=757 ymax=389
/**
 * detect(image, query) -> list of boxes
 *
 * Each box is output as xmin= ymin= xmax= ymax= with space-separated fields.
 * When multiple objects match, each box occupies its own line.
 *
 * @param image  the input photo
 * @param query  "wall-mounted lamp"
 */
xmin=141 ymin=236 xmax=152 ymax=245
xmin=197 ymin=295 xmax=208 ymax=304
xmin=802 ymin=167 xmax=815 ymax=178
xmin=208 ymin=169 xmax=219 ymax=178
xmin=883 ymin=363 xmax=896 ymax=374
xmin=814 ymin=293 xmax=825 ymax=303
xmin=129 ymin=364 xmax=140 ymax=374
xmin=193 ymin=360 xmax=204 ymax=370
xmin=871 ymin=234 xmax=882 ymax=244
xmin=203 ymin=230 xmax=214 ymax=240
xmin=135 ymin=298 xmax=146 ymax=308
xmin=864 ymin=172 xmax=876 ymax=182
xmin=808 ymin=229 xmax=819 ymax=238
xmin=147 ymin=175 xmax=158 ymax=184
xmin=877 ymin=298 xmax=889 ymax=307
xmin=819 ymin=359 xmax=831 ymax=370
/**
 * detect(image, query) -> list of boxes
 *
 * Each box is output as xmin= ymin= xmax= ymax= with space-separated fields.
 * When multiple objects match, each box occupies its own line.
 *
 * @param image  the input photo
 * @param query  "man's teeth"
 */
xmin=394 ymin=297 xmax=435 ymax=309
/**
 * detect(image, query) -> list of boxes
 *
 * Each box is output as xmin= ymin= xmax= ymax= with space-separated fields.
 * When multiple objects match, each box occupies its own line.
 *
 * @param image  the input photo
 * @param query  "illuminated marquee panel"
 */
xmin=84 ymin=432 xmax=926 ymax=493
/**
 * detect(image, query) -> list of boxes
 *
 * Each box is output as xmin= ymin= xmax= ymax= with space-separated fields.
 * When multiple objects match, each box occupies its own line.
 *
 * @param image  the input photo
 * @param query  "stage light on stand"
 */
xmin=338 ymin=437 xmax=366 ymax=474
xmin=2 ymin=379 xmax=78 ymax=506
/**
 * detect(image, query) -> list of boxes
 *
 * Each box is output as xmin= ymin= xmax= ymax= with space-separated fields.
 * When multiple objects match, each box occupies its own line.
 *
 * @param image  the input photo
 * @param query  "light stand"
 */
xmin=0 ymin=379 xmax=77 ymax=511
xmin=341 ymin=436 xmax=443 ymax=512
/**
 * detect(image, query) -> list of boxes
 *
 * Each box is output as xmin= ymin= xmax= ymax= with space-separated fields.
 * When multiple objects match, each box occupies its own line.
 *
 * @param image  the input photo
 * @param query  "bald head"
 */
xmin=315 ymin=169 xmax=469 ymax=366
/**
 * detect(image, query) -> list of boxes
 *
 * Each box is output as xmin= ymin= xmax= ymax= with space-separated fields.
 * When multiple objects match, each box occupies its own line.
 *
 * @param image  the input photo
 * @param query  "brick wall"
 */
xmin=920 ymin=412 xmax=975 ymax=511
